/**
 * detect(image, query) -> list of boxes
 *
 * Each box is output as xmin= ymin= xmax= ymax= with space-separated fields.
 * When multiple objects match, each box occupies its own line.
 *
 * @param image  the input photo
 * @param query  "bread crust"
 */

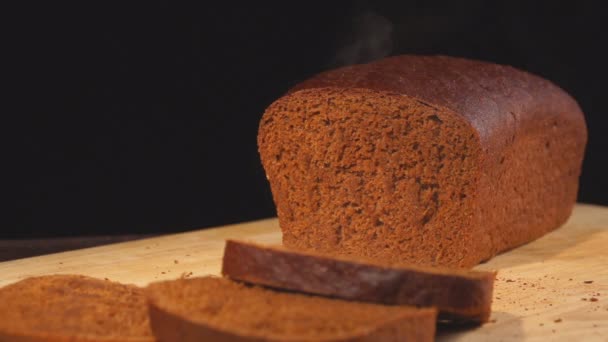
xmin=290 ymin=55 xmax=586 ymax=158
xmin=222 ymin=239 xmax=495 ymax=323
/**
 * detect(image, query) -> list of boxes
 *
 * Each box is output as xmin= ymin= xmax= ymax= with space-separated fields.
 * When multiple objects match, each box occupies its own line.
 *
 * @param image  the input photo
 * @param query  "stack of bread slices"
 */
xmin=0 ymin=239 xmax=495 ymax=342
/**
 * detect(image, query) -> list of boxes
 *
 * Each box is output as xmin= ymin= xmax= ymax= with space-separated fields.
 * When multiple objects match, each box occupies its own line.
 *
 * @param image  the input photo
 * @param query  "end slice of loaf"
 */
xmin=145 ymin=276 xmax=437 ymax=342
xmin=0 ymin=274 xmax=154 ymax=342
xmin=222 ymin=239 xmax=495 ymax=323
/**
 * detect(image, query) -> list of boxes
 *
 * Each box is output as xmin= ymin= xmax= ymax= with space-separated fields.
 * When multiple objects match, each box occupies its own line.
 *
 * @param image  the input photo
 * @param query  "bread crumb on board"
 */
xmin=554 ymin=318 xmax=562 ymax=323
xmin=584 ymin=280 xmax=594 ymax=284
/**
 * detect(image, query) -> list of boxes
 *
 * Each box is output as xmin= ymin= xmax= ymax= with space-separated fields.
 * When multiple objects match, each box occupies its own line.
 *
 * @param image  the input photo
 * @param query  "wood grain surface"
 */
xmin=0 ymin=204 xmax=606 ymax=341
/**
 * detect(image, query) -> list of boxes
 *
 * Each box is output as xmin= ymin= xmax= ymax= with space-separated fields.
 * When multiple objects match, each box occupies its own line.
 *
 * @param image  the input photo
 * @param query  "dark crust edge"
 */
xmin=222 ymin=240 xmax=495 ymax=323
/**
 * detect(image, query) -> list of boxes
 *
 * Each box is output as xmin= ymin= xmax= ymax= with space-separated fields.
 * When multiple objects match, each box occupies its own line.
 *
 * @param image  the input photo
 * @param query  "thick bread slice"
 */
xmin=222 ymin=239 xmax=495 ymax=323
xmin=0 ymin=274 xmax=154 ymax=342
xmin=258 ymin=55 xmax=587 ymax=268
xmin=146 ymin=276 xmax=437 ymax=342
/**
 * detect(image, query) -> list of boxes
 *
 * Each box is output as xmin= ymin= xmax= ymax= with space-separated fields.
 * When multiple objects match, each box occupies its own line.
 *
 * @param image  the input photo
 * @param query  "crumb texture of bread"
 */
xmin=146 ymin=276 xmax=436 ymax=341
xmin=0 ymin=274 xmax=155 ymax=342
xmin=258 ymin=55 xmax=587 ymax=268
xmin=222 ymin=239 xmax=495 ymax=323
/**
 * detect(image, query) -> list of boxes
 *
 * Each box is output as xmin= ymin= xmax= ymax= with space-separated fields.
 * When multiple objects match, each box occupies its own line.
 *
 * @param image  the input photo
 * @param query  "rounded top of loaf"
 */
xmin=290 ymin=55 xmax=587 ymax=159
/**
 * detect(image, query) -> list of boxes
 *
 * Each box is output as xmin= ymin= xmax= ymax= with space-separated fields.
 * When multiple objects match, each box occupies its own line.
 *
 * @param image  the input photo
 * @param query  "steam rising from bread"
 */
xmin=330 ymin=12 xmax=393 ymax=67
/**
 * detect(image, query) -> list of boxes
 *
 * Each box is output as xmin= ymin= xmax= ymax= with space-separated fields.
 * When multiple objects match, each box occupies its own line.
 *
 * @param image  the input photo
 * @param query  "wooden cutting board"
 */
xmin=0 ymin=204 xmax=606 ymax=341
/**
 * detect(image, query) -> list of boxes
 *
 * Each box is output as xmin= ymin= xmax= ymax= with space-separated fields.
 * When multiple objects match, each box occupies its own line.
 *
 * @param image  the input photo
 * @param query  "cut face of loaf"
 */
xmin=222 ymin=239 xmax=496 ymax=323
xmin=145 ymin=276 xmax=437 ymax=342
xmin=0 ymin=275 xmax=154 ymax=342
xmin=258 ymin=55 xmax=587 ymax=268
xmin=260 ymin=88 xmax=482 ymax=266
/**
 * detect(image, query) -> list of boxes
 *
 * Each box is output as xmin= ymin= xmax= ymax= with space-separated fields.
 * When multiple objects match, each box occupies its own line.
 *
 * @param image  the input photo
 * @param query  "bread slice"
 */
xmin=222 ymin=239 xmax=495 ymax=323
xmin=257 ymin=55 xmax=587 ymax=268
xmin=0 ymin=274 xmax=154 ymax=342
xmin=146 ymin=276 xmax=437 ymax=342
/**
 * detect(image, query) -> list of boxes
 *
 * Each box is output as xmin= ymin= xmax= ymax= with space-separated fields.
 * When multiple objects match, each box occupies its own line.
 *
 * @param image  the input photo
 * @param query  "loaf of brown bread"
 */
xmin=222 ymin=239 xmax=495 ymax=323
xmin=258 ymin=55 xmax=587 ymax=268
xmin=146 ymin=276 xmax=437 ymax=342
xmin=0 ymin=274 xmax=154 ymax=342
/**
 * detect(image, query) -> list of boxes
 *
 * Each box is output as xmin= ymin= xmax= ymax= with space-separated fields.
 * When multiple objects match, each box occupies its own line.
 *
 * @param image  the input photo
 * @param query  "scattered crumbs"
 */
xmin=569 ymin=278 xmax=573 ymax=281
xmin=506 ymin=279 xmax=516 ymax=283
xmin=161 ymin=271 xmax=166 ymax=274
xmin=496 ymin=297 xmax=501 ymax=300
xmin=539 ymin=323 xmax=544 ymax=326
xmin=180 ymin=271 xmax=194 ymax=279
xmin=489 ymin=319 xmax=497 ymax=323
xmin=590 ymin=298 xmax=599 ymax=302
xmin=523 ymin=282 xmax=528 ymax=285
xmin=174 ymin=260 xmax=179 ymax=264
xmin=582 ymin=298 xmax=588 ymax=301
xmin=554 ymin=318 xmax=562 ymax=323
xmin=104 ymin=277 xmax=109 ymax=281
xmin=549 ymin=304 xmax=553 ymax=306
xmin=524 ymin=308 xmax=529 ymax=311
xmin=185 ymin=254 xmax=191 ymax=257
xmin=584 ymin=280 xmax=594 ymax=284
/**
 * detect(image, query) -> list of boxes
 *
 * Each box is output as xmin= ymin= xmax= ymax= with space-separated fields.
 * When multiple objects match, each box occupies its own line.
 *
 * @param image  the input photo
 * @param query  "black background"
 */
xmin=5 ymin=1 xmax=607 ymax=238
